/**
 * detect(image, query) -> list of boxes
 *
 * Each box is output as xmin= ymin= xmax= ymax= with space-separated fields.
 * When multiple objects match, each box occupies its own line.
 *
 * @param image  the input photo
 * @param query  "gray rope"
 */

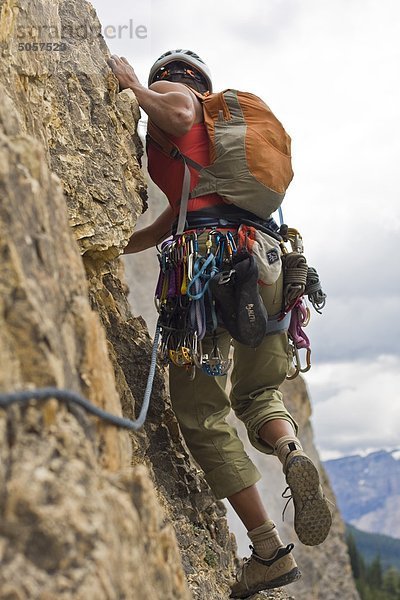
xmin=305 ymin=267 xmax=327 ymax=314
xmin=283 ymin=252 xmax=308 ymax=309
xmin=0 ymin=324 xmax=162 ymax=432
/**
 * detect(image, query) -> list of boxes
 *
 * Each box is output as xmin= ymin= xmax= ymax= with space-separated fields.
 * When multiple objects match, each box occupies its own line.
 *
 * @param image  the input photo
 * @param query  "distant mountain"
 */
xmin=324 ymin=449 xmax=400 ymax=539
xmin=346 ymin=523 xmax=400 ymax=571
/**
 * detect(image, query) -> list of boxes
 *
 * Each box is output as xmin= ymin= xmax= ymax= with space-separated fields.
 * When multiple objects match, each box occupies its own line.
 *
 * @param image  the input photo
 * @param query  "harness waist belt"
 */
xmin=172 ymin=207 xmax=282 ymax=241
xmin=266 ymin=312 xmax=291 ymax=335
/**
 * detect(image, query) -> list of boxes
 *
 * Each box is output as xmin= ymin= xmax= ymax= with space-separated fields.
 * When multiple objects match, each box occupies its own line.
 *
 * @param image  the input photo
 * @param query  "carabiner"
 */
xmin=302 ymin=305 xmax=311 ymax=327
xmin=206 ymin=231 xmax=213 ymax=255
xmin=299 ymin=347 xmax=312 ymax=373
xmin=286 ymin=338 xmax=299 ymax=380
xmin=288 ymin=228 xmax=304 ymax=254
xmin=227 ymin=231 xmax=237 ymax=254
xmin=287 ymin=337 xmax=312 ymax=379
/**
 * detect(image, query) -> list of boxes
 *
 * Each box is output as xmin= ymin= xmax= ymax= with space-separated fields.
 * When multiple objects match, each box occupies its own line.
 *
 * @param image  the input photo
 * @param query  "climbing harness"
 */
xmin=155 ymin=211 xmax=326 ymax=381
xmin=0 ymin=323 xmax=162 ymax=432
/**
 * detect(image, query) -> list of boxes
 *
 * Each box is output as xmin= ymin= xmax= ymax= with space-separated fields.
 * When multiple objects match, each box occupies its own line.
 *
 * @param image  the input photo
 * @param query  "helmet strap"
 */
xmin=153 ymin=63 xmax=209 ymax=93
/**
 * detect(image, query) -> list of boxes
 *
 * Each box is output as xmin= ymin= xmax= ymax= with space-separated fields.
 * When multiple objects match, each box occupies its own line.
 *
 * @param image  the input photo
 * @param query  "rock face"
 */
xmin=0 ymin=115 xmax=189 ymax=598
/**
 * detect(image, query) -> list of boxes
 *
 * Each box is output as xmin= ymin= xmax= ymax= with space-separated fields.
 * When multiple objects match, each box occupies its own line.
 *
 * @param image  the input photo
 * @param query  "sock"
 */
xmin=274 ymin=435 xmax=304 ymax=467
xmin=248 ymin=520 xmax=284 ymax=559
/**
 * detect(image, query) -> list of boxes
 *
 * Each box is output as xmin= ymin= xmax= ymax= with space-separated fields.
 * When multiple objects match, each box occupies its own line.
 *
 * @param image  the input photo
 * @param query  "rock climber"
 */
xmin=107 ymin=49 xmax=332 ymax=599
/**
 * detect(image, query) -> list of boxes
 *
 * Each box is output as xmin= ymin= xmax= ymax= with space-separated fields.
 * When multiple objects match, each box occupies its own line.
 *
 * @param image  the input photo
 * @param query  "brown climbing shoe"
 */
xmin=230 ymin=544 xmax=301 ymax=598
xmin=284 ymin=451 xmax=332 ymax=546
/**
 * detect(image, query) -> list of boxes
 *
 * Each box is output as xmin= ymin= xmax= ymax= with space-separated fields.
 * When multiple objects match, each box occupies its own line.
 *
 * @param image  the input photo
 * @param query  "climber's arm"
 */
xmin=107 ymin=56 xmax=196 ymax=136
xmin=123 ymin=205 xmax=175 ymax=254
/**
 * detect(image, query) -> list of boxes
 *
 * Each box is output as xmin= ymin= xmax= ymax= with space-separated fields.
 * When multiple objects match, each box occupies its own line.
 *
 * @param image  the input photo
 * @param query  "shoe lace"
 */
xmin=281 ymin=486 xmax=293 ymax=522
xmin=326 ymin=496 xmax=336 ymax=509
xmin=281 ymin=486 xmax=336 ymax=522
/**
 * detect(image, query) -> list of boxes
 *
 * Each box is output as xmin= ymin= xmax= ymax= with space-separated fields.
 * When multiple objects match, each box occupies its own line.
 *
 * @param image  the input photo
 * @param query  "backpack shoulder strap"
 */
xmin=146 ymin=120 xmax=203 ymax=171
xmin=146 ymin=120 xmax=204 ymax=236
xmin=182 ymin=85 xmax=208 ymax=102
xmin=145 ymin=86 xmax=210 ymax=236
xmin=146 ymin=120 xmax=179 ymax=158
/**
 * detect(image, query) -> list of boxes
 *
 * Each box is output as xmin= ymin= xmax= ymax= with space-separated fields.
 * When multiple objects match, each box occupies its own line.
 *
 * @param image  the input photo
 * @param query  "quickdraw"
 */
xmin=156 ymin=229 xmax=236 ymax=377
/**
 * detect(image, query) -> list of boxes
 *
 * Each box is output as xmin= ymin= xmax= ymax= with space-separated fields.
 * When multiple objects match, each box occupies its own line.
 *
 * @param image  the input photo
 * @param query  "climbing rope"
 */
xmin=305 ymin=266 xmax=327 ymax=314
xmin=0 ymin=324 xmax=162 ymax=432
xmin=282 ymin=252 xmax=308 ymax=311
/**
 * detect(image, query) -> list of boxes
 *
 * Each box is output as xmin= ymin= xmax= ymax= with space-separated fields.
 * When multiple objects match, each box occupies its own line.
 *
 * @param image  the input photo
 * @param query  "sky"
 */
xmin=89 ymin=0 xmax=400 ymax=460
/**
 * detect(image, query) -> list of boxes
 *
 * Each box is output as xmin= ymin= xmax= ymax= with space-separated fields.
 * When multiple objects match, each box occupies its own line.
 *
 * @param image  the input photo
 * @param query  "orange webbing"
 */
xmin=237 ymin=225 xmax=256 ymax=253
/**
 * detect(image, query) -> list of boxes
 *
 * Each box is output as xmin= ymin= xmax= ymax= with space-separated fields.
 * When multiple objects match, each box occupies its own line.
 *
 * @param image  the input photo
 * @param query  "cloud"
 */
xmin=87 ymin=0 xmax=152 ymax=81
xmin=306 ymin=295 xmax=400 ymax=362
xmin=220 ymin=0 xmax=301 ymax=48
xmin=307 ymin=355 xmax=400 ymax=458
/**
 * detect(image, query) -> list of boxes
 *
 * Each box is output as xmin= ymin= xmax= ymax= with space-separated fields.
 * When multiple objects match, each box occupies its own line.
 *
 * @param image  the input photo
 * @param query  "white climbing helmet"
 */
xmin=148 ymin=49 xmax=213 ymax=92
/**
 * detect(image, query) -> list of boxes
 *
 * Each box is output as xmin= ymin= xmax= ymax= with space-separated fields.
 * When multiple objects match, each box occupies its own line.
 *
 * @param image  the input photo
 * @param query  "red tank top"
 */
xmin=147 ymin=123 xmax=224 ymax=215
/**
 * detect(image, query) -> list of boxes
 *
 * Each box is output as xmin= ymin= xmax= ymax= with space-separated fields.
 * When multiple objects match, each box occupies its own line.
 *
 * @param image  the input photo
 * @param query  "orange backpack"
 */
xmin=147 ymin=88 xmax=294 ymax=235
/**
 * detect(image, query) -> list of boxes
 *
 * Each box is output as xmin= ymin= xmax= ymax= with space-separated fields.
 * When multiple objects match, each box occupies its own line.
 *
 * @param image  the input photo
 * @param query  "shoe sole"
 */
xmin=286 ymin=455 xmax=332 ymax=546
xmin=230 ymin=566 xmax=301 ymax=598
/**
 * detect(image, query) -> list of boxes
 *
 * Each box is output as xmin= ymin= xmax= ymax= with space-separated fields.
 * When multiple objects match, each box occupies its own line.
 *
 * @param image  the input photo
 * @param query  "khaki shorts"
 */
xmin=169 ymin=258 xmax=298 ymax=500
